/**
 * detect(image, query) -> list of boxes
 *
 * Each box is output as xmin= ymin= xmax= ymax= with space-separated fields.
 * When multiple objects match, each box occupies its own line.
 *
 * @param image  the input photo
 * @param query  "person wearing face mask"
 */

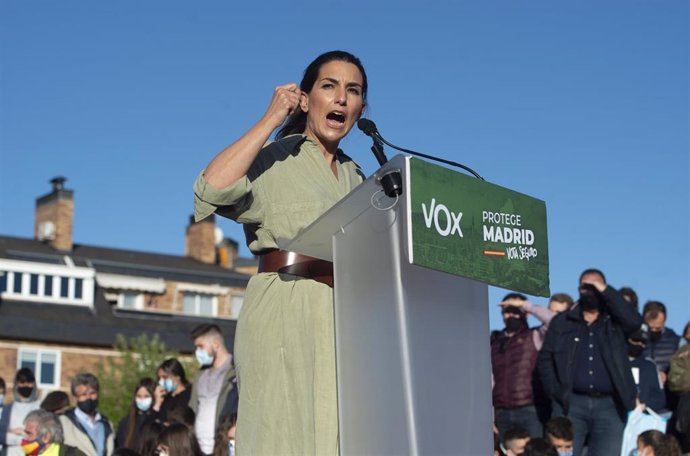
xmin=115 ymin=378 xmax=156 ymax=451
xmin=641 ymin=301 xmax=681 ymax=386
xmin=537 ymin=268 xmax=642 ymax=456
xmin=59 ymin=373 xmax=114 ymax=456
xmin=0 ymin=368 xmax=42 ymax=456
xmin=151 ymin=359 xmax=191 ymax=425
xmin=500 ymin=426 xmax=531 ymax=456
xmin=543 ymin=417 xmax=574 ymax=456
xmin=491 ymin=293 xmax=555 ymax=439
xmin=188 ymin=324 xmax=235 ymax=456
xmin=20 ymin=409 xmax=87 ymax=456
xmin=628 ymin=329 xmax=666 ymax=412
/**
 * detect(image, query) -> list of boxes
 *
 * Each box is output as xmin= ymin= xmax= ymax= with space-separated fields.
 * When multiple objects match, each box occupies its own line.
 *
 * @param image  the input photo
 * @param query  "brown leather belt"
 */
xmin=258 ymin=250 xmax=334 ymax=288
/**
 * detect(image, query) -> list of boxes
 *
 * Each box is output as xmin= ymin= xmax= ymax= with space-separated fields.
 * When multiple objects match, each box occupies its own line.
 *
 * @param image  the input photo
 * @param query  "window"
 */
xmin=74 ymin=278 xmax=83 ymax=299
xmin=231 ymin=295 xmax=244 ymax=319
xmin=17 ymin=348 xmax=60 ymax=388
xmin=119 ymin=292 xmax=142 ymax=309
xmin=0 ymin=259 xmax=94 ymax=306
xmin=44 ymin=275 xmax=53 ymax=296
xmin=60 ymin=277 xmax=69 ymax=298
xmin=30 ymin=274 xmax=39 ymax=295
xmin=182 ymin=293 xmax=217 ymax=316
xmin=14 ymin=272 xmax=23 ymax=293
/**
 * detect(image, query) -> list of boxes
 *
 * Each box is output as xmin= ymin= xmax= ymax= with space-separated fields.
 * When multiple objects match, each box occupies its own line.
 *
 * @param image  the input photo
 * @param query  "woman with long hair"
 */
xmin=115 ymin=378 xmax=156 ymax=451
xmin=152 ymin=358 xmax=191 ymax=424
xmin=135 ymin=419 xmax=164 ymax=456
xmin=194 ymin=50 xmax=368 ymax=455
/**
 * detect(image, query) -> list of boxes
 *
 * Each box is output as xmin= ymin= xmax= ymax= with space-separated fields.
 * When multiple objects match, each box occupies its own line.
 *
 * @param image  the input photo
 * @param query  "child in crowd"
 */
xmin=544 ymin=416 xmax=574 ymax=456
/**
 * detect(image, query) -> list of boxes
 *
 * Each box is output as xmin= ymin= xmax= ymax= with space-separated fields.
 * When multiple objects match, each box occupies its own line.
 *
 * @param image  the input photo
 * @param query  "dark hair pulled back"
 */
xmin=276 ymin=50 xmax=368 ymax=140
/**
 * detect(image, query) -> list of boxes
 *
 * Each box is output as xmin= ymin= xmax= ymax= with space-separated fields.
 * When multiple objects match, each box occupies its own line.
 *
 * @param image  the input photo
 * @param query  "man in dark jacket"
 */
xmin=628 ymin=329 xmax=666 ymax=412
xmin=537 ymin=268 xmax=642 ymax=456
xmin=641 ymin=301 xmax=681 ymax=381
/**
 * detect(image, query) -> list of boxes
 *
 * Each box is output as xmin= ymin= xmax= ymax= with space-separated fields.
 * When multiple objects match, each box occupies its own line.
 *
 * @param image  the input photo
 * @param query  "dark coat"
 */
xmin=630 ymin=356 xmax=666 ymax=411
xmin=537 ymin=286 xmax=642 ymax=419
xmin=642 ymin=327 xmax=681 ymax=372
xmin=115 ymin=409 xmax=154 ymax=450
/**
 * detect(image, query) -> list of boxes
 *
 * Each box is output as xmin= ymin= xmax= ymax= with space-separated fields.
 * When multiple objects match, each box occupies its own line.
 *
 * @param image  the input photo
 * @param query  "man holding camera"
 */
xmin=537 ymin=268 xmax=642 ymax=456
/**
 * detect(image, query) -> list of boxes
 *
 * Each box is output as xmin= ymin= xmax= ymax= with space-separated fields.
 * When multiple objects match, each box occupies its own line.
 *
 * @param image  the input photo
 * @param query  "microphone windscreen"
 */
xmin=357 ymin=118 xmax=377 ymax=136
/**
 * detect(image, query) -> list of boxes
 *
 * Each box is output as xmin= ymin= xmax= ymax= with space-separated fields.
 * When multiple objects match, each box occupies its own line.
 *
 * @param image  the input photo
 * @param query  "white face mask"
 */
xmin=158 ymin=451 xmax=169 ymax=456
xmin=136 ymin=397 xmax=153 ymax=412
xmin=195 ymin=348 xmax=214 ymax=366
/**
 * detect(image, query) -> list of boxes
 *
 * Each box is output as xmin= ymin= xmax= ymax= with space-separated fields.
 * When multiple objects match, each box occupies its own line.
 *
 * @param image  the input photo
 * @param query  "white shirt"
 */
xmin=195 ymin=357 xmax=231 ymax=454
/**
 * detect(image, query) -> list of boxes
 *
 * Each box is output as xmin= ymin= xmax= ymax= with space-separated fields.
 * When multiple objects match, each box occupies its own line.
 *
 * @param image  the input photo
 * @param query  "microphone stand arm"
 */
xmin=372 ymin=132 xmax=485 ymax=181
xmin=369 ymin=136 xmax=402 ymax=198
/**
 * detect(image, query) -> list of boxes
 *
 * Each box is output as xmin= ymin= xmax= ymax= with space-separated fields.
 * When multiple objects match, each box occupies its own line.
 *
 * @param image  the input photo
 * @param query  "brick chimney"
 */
xmin=186 ymin=214 xmax=216 ymax=264
xmin=34 ymin=177 xmax=74 ymax=251
xmin=217 ymin=237 xmax=239 ymax=269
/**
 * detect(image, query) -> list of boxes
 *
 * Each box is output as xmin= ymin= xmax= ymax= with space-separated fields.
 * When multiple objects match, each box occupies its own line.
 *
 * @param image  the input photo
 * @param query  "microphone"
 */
xmin=357 ymin=118 xmax=401 ymax=197
xmin=357 ymin=118 xmax=388 ymax=167
xmin=357 ymin=118 xmax=484 ymax=180
xmin=357 ymin=118 xmax=378 ymax=137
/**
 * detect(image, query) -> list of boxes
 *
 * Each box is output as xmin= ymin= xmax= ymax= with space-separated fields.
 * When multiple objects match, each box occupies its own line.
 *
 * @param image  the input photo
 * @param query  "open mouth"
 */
xmin=326 ymin=111 xmax=346 ymax=126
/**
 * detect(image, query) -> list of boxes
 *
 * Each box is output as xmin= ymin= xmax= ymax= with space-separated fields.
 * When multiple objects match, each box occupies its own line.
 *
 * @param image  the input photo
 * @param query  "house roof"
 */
xmin=0 ymin=235 xmax=256 ymax=285
xmin=0 ymin=294 xmax=237 ymax=353
xmin=0 ymin=235 xmax=255 ymax=352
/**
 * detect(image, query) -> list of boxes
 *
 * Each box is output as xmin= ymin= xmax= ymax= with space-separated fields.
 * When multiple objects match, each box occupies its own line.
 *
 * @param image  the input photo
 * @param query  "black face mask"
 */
xmin=628 ymin=344 xmax=645 ymax=358
xmin=649 ymin=330 xmax=663 ymax=343
xmin=579 ymin=284 xmax=603 ymax=312
xmin=505 ymin=317 xmax=525 ymax=333
xmin=17 ymin=386 xmax=33 ymax=398
xmin=77 ymin=398 xmax=98 ymax=415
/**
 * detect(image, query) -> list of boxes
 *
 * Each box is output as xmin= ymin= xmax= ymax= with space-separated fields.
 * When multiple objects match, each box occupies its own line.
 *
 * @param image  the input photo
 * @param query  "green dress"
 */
xmin=193 ymin=135 xmax=365 ymax=455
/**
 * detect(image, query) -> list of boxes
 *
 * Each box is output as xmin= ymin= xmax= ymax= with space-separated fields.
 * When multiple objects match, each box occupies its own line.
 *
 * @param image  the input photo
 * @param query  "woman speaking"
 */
xmin=193 ymin=50 xmax=368 ymax=455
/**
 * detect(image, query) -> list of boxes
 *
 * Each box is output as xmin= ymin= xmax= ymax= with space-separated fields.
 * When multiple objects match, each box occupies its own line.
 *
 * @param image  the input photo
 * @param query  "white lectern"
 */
xmin=284 ymin=155 xmax=493 ymax=456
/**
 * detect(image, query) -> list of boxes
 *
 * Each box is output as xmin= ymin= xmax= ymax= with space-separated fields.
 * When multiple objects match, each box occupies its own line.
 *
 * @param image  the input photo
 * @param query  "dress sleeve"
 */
xmin=193 ymin=171 xmax=262 ymax=224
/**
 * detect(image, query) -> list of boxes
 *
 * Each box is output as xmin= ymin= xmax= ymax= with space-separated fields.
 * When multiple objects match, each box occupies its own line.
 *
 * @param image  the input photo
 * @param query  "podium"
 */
xmin=284 ymin=155 xmax=549 ymax=455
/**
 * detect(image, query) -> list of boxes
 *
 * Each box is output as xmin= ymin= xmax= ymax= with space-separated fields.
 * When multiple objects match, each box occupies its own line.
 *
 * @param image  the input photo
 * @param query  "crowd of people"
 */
xmin=0 ymin=324 xmax=237 ymax=456
xmin=0 ymin=272 xmax=688 ymax=456
xmin=491 ymin=268 xmax=690 ymax=456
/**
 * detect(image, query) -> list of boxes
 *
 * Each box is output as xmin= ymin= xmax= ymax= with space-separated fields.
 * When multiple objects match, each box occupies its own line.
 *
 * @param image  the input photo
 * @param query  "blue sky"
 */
xmin=1 ymin=1 xmax=688 ymax=332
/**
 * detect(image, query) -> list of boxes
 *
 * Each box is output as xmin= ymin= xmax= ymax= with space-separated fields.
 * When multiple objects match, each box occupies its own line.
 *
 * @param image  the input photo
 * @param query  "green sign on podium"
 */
xmin=408 ymin=158 xmax=550 ymax=297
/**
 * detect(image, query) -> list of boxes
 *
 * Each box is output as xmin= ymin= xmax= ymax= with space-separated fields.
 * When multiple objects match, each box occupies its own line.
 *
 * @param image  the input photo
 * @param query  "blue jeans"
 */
xmin=495 ymin=405 xmax=543 ymax=439
xmin=564 ymin=394 xmax=625 ymax=456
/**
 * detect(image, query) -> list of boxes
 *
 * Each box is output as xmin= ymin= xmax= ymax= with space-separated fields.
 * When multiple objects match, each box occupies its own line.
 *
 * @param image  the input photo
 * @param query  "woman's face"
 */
xmin=300 ymin=60 xmax=365 ymax=153
xmin=136 ymin=386 xmax=152 ymax=400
